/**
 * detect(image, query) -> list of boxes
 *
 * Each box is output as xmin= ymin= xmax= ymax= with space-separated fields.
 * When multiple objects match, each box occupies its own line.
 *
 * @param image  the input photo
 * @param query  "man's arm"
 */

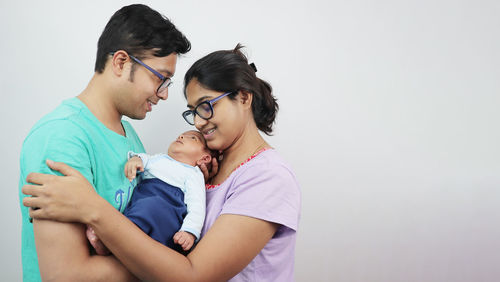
xmin=34 ymin=219 xmax=136 ymax=282
xmin=23 ymin=121 xmax=136 ymax=281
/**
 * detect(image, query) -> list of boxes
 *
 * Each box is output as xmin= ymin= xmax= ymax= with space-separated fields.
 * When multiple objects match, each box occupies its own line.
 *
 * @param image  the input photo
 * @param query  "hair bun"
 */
xmin=249 ymin=63 xmax=257 ymax=72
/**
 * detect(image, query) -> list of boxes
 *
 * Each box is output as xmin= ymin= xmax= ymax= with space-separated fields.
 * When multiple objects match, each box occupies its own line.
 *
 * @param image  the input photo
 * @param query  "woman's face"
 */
xmin=185 ymin=79 xmax=246 ymax=152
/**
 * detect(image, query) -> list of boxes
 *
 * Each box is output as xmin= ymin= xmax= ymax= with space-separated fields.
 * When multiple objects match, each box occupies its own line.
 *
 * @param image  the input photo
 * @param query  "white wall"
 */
xmin=1 ymin=0 xmax=499 ymax=281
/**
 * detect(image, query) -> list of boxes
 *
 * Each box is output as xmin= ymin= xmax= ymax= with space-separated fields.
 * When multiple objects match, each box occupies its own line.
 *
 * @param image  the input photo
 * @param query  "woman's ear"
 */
xmin=238 ymin=90 xmax=253 ymax=109
xmin=196 ymin=154 xmax=212 ymax=166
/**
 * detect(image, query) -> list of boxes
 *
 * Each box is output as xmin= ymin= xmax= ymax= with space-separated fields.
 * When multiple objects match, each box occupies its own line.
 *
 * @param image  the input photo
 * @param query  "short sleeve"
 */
xmin=20 ymin=119 xmax=94 ymax=186
xmin=220 ymin=161 xmax=301 ymax=231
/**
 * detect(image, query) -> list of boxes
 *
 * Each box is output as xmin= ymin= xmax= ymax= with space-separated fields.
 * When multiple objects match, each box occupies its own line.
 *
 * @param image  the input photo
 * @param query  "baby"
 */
xmin=87 ymin=130 xmax=213 ymax=254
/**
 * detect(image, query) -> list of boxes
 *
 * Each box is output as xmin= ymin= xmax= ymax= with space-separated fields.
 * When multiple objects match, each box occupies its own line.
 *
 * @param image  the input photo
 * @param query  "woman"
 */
xmin=23 ymin=44 xmax=301 ymax=281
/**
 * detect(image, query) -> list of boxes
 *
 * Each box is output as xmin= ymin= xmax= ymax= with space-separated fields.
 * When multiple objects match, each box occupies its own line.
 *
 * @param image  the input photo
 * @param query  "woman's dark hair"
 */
xmin=94 ymin=4 xmax=191 ymax=73
xmin=184 ymin=44 xmax=278 ymax=135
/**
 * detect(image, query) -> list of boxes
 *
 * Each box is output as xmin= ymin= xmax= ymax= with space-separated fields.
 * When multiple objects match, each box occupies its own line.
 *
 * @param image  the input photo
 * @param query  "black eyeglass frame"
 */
xmin=182 ymin=91 xmax=236 ymax=125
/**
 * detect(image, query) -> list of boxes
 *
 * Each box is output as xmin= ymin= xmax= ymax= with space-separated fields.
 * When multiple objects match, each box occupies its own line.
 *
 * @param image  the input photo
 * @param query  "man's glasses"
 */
xmin=109 ymin=52 xmax=173 ymax=95
xmin=182 ymin=91 xmax=235 ymax=125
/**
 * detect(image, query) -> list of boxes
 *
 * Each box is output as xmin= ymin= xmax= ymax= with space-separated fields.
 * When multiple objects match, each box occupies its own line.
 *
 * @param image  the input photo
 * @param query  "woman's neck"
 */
xmin=212 ymin=125 xmax=269 ymax=184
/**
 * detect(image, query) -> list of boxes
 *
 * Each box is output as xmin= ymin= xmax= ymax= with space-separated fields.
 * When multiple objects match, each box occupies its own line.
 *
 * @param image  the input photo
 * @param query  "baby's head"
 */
xmin=168 ymin=130 xmax=214 ymax=167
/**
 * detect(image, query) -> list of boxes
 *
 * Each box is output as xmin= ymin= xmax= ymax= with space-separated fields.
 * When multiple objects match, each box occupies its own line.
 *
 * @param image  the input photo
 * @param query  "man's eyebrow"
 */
xmin=186 ymin=96 xmax=213 ymax=108
xmin=157 ymin=69 xmax=174 ymax=77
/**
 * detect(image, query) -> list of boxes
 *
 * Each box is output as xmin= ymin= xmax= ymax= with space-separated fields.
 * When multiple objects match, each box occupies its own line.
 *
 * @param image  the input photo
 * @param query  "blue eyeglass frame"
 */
xmin=182 ymin=91 xmax=235 ymax=125
xmin=128 ymin=55 xmax=173 ymax=92
xmin=109 ymin=52 xmax=173 ymax=92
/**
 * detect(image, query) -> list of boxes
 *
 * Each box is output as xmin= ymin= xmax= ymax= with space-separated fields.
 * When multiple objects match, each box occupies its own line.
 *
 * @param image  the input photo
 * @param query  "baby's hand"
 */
xmin=86 ymin=225 xmax=110 ymax=255
xmin=124 ymin=156 xmax=144 ymax=181
xmin=173 ymin=231 xmax=196 ymax=251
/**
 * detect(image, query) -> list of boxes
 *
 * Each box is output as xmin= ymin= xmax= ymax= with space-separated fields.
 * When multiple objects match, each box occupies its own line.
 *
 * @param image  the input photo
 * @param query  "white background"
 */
xmin=1 ymin=0 xmax=499 ymax=281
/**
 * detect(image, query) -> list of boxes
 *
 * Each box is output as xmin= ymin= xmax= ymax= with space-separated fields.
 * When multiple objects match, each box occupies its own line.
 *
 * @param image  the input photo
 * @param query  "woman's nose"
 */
xmin=194 ymin=115 xmax=208 ymax=129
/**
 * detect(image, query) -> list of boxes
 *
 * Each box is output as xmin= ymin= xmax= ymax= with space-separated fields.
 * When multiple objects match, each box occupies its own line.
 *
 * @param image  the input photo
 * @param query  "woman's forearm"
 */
xmin=87 ymin=197 xmax=198 ymax=281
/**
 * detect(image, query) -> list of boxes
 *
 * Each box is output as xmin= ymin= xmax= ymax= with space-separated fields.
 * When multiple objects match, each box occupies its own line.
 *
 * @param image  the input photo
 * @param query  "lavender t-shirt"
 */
xmin=201 ymin=149 xmax=301 ymax=281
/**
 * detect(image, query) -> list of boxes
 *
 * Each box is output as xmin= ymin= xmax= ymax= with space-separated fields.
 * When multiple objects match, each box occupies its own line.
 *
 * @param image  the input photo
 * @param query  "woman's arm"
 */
xmin=23 ymin=160 xmax=278 ymax=281
xmin=90 ymin=204 xmax=277 ymax=281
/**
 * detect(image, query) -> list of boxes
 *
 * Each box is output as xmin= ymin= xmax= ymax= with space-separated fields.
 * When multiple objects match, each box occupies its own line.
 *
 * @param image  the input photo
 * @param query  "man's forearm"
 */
xmin=72 ymin=254 xmax=138 ymax=282
xmin=34 ymin=219 xmax=137 ymax=282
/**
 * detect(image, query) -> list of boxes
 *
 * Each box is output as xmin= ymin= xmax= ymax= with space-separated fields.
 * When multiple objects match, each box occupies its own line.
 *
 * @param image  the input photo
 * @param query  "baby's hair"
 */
xmin=191 ymin=130 xmax=218 ymax=159
xmin=194 ymin=130 xmax=219 ymax=171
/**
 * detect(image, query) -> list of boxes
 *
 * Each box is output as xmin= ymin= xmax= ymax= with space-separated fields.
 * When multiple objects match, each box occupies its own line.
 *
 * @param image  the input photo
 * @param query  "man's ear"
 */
xmin=110 ymin=50 xmax=129 ymax=77
xmin=238 ymin=90 xmax=253 ymax=109
xmin=196 ymin=154 xmax=212 ymax=166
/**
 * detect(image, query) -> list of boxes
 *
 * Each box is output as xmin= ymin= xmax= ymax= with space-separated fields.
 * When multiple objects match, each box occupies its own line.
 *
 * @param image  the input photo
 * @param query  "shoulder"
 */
xmin=25 ymin=98 xmax=93 ymax=143
xmin=232 ymin=149 xmax=299 ymax=190
xmin=187 ymin=166 xmax=205 ymax=185
xmin=176 ymin=162 xmax=205 ymax=184
xmin=221 ymin=149 xmax=301 ymax=230
xmin=24 ymin=118 xmax=90 ymax=150
xmin=21 ymin=99 xmax=95 ymax=172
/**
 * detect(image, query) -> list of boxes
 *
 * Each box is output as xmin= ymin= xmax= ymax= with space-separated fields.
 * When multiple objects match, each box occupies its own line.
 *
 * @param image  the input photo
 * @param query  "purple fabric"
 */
xmin=201 ymin=149 xmax=301 ymax=281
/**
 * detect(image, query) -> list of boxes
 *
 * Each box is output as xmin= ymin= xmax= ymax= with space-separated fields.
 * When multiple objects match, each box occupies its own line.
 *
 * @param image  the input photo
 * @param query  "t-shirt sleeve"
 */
xmin=220 ymin=161 xmax=301 ymax=231
xmin=20 ymin=119 xmax=94 ymax=186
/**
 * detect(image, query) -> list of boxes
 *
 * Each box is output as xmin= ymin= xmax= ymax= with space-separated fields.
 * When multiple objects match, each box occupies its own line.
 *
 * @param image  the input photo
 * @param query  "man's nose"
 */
xmin=157 ymin=88 xmax=168 ymax=100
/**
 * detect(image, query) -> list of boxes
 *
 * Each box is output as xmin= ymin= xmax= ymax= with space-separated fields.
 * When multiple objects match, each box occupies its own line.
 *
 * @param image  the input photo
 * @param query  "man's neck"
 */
xmin=77 ymin=74 xmax=125 ymax=136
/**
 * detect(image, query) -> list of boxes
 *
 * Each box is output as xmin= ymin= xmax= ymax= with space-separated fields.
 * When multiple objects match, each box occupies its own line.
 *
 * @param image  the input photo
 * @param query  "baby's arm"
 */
xmin=175 ymin=170 xmax=206 ymax=250
xmin=125 ymin=151 xmax=155 ymax=181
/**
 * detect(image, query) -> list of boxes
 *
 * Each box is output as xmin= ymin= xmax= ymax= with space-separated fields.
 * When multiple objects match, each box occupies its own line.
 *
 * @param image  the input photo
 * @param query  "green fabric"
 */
xmin=19 ymin=97 xmax=145 ymax=281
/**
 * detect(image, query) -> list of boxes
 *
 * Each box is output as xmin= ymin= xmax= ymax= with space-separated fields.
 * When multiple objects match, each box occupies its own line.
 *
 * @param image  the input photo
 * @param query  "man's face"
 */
xmin=118 ymin=53 xmax=178 ymax=120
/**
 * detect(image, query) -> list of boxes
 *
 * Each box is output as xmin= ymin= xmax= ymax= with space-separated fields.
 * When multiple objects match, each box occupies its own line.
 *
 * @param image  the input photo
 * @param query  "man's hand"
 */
xmin=173 ymin=231 xmax=196 ymax=251
xmin=124 ymin=156 xmax=144 ymax=181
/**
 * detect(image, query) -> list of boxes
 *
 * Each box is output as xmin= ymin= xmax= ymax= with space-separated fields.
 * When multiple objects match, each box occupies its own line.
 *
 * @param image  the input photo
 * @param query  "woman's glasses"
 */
xmin=182 ymin=91 xmax=235 ymax=125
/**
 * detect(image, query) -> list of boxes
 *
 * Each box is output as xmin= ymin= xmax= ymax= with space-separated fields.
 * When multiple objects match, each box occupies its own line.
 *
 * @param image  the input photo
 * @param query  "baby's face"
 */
xmin=168 ymin=130 xmax=209 ymax=165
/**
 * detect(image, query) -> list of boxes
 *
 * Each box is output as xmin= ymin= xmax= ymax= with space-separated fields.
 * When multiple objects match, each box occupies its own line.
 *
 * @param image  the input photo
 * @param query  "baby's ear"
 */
xmin=196 ymin=154 xmax=212 ymax=166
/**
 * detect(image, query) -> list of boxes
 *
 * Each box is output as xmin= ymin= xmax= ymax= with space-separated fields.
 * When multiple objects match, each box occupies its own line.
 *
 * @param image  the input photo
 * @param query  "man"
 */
xmin=18 ymin=4 xmax=190 ymax=281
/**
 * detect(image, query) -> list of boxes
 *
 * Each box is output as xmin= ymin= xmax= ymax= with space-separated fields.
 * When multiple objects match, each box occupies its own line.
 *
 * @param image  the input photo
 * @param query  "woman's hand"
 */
xmin=199 ymin=153 xmax=220 ymax=183
xmin=22 ymin=159 xmax=102 ymax=224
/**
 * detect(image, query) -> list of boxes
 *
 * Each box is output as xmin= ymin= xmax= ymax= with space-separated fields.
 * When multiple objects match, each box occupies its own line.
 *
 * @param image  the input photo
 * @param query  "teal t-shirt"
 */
xmin=18 ymin=97 xmax=145 ymax=282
